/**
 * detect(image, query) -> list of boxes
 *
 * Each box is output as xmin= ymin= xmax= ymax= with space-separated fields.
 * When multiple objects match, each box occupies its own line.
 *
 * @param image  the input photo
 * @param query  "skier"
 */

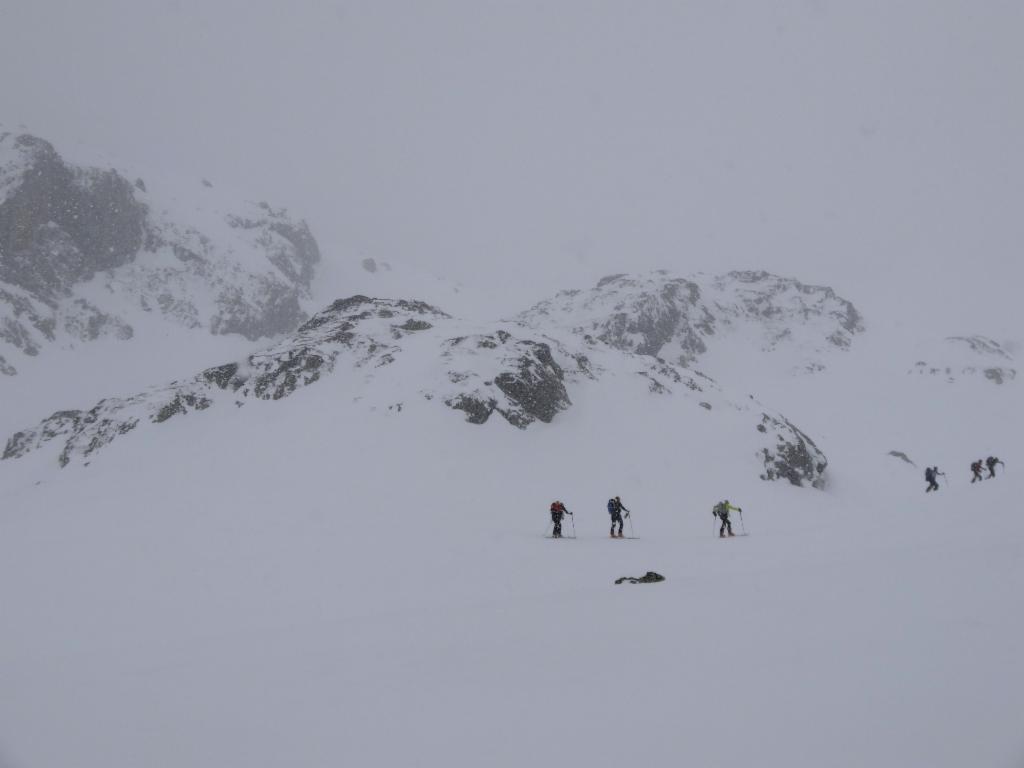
xmin=971 ymin=460 xmax=985 ymax=483
xmin=924 ymin=466 xmax=943 ymax=492
xmin=986 ymin=456 xmax=1005 ymax=479
xmin=713 ymin=500 xmax=742 ymax=538
xmin=549 ymin=500 xmax=571 ymax=538
xmin=607 ymin=496 xmax=630 ymax=538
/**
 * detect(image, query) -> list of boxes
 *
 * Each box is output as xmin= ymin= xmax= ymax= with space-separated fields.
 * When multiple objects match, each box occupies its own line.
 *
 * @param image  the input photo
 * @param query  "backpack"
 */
xmin=713 ymin=502 xmax=726 ymax=518
xmin=925 ymin=468 xmax=935 ymax=481
xmin=607 ymin=499 xmax=617 ymax=515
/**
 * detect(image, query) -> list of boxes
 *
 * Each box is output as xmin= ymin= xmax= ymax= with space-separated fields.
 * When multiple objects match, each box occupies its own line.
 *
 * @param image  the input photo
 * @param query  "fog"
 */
xmin=2 ymin=0 xmax=1022 ymax=330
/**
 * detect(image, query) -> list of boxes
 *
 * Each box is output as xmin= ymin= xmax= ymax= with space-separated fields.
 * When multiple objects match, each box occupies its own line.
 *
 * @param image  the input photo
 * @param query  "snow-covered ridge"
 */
xmin=0 ymin=132 xmax=320 ymax=376
xmin=909 ymin=335 xmax=1016 ymax=385
xmin=3 ymin=293 xmax=828 ymax=487
xmin=516 ymin=270 xmax=864 ymax=376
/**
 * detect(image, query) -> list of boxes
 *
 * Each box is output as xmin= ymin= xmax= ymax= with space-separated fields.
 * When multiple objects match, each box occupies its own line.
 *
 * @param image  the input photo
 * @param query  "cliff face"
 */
xmin=0 ymin=132 xmax=321 ymax=376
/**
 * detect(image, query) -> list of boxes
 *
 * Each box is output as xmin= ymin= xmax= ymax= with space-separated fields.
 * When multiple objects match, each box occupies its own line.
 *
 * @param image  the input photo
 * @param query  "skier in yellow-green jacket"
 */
xmin=713 ymin=500 xmax=742 ymax=538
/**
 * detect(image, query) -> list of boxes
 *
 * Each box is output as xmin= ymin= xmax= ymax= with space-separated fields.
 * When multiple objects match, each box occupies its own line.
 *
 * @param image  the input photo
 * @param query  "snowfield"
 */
xmin=1 ymin=314 xmax=1021 ymax=767
xmin=3 ymin=2 xmax=1021 ymax=763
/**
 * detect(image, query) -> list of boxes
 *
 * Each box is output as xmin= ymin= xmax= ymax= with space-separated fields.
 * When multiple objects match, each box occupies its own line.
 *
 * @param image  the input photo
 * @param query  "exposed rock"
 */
xmin=1 ymin=296 xmax=576 ymax=465
xmin=397 ymin=319 xmax=432 ymax=333
xmin=718 ymin=270 xmax=863 ymax=338
xmin=0 ymin=131 xmax=322 ymax=369
xmin=888 ymin=450 xmax=916 ymax=466
xmin=440 ymin=332 xmax=571 ymax=428
xmin=757 ymin=413 xmax=828 ymax=488
xmin=3 ymin=286 xmax=830 ymax=487
xmin=516 ymin=269 xmax=864 ymax=373
xmin=4 ymin=404 xmax=141 ymax=468
xmin=909 ymin=336 xmax=1016 ymax=385
xmin=445 ymin=394 xmax=497 ymax=425
xmin=615 ymin=572 xmax=666 ymax=584
xmin=153 ymin=392 xmax=213 ymax=423
xmin=984 ymin=368 xmax=1014 ymax=384
xmin=62 ymin=299 xmax=134 ymax=342
xmin=948 ymin=335 xmax=1011 ymax=359
xmin=0 ymin=135 xmax=147 ymax=299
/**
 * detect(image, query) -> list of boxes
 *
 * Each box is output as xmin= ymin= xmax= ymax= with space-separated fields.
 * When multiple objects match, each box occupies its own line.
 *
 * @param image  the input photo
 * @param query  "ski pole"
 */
xmin=739 ymin=508 xmax=746 ymax=535
xmin=627 ymin=511 xmax=635 ymax=539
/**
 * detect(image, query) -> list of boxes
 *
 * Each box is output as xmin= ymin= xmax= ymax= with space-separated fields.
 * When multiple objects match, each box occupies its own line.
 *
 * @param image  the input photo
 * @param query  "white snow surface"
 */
xmin=1 ymin=274 xmax=1022 ymax=767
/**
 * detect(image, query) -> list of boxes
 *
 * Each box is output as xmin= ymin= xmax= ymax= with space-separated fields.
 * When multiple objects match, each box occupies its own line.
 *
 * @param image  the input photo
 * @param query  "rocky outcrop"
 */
xmin=2 ymin=273 xmax=834 ymax=487
xmin=713 ymin=270 xmax=863 ymax=345
xmin=0 ymin=131 xmax=321 ymax=371
xmin=755 ymin=413 xmax=828 ymax=489
xmin=909 ymin=336 xmax=1016 ymax=385
xmin=0 ymin=135 xmax=147 ymax=298
xmin=516 ymin=270 xmax=864 ymax=373
xmin=3 ymin=289 xmax=833 ymax=487
xmin=441 ymin=331 xmax=570 ymax=428
xmin=3 ymin=296 xmax=578 ymax=465
xmin=615 ymin=572 xmax=666 ymax=584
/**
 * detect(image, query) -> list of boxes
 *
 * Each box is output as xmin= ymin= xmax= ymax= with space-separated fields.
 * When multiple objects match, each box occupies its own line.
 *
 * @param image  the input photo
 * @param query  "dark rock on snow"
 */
xmin=616 ymin=572 xmax=666 ymax=584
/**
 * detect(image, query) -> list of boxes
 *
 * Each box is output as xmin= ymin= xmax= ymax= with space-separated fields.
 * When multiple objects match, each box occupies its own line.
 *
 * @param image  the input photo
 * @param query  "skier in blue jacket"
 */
xmin=607 ymin=496 xmax=630 ymax=538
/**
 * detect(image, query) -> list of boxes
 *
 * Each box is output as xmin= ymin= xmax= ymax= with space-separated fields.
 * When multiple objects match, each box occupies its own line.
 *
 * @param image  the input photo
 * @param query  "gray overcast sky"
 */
xmin=2 ymin=0 xmax=1022 ymax=331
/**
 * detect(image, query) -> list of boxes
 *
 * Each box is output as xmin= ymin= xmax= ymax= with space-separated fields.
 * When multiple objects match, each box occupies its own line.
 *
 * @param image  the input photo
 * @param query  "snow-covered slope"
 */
xmin=0 ymin=131 xmax=321 ymax=380
xmin=909 ymin=335 xmax=1017 ymax=384
xmin=1 ymin=215 xmax=1021 ymax=767
xmin=3 ymin=292 xmax=829 ymax=487
xmin=0 ymin=326 xmax=1020 ymax=768
xmin=517 ymin=270 xmax=864 ymax=379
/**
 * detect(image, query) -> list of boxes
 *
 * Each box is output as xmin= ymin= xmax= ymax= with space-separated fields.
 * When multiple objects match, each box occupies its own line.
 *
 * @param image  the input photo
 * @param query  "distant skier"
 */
xmin=971 ymin=460 xmax=985 ymax=483
xmin=549 ymin=500 xmax=571 ymax=538
xmin=713 ymin=500 xmax=741 ymax=538
xmin=986 ymin=456 xmax=1005 ymax=479
xmin=924 ymin=466 xmax=943 ymax=492
xmin=607 ymin=496 xmax=630 ymax=538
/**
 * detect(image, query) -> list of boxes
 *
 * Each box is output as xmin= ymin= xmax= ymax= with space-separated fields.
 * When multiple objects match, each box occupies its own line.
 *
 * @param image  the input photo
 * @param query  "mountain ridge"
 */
xmin=3 ymin=282 xmax=836 ymax=488
xmin=0 ymin=131 xmax=321 ymax=378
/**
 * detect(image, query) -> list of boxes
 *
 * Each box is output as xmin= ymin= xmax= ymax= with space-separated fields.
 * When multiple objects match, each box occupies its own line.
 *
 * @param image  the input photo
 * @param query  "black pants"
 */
xmin=610 ymin=513 xmax=623 ymax=535
xmin=988 ymin=466 xmax=997 ymax=478
xmin=926 ymin=480 xmax=939 ymax=492
xmin=552 ymin=517 xmax=563 ymax=537
xmin=972 ymin=470 xmax=983 ymax=483
xmin=719 ymin=515 xmax=733 ymax=536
